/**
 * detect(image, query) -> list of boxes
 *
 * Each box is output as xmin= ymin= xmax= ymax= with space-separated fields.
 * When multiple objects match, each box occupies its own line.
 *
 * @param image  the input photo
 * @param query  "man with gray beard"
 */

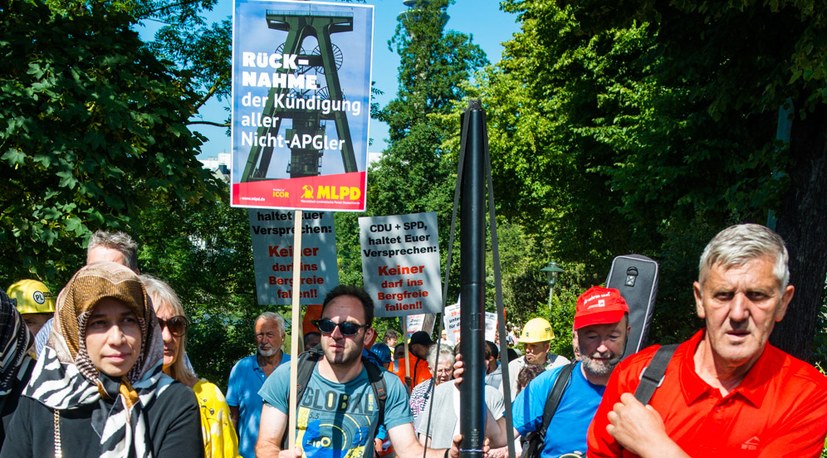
xmin=226 ymin=312 xmax=291 ymax=458
xmin=510 ymin=286 xmax=630 ymax=458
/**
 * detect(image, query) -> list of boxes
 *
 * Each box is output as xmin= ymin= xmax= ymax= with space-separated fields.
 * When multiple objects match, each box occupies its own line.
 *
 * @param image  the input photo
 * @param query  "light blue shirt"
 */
xmin=512 ymin=362 xmax=604 ymax=458
xmin=226 ymin=352 xmax=291 ymax=458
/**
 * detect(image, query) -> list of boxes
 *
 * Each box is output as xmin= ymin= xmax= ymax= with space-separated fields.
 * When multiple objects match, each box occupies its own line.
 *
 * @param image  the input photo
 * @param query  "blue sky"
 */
xmin=193 ymin=0 xmax=520 ymax=159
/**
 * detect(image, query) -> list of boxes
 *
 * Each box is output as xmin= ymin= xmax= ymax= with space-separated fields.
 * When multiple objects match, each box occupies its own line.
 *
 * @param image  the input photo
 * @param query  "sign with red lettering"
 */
xmin=359 ymin=213 xmax=442 ymax=317
xmin=230 ymin=0 xmax=374 ymax=211
xmin=443 ymin=302 xmax=461 ymax=345
xmin=403 ymin=314 xmax=426 ymax=337
xmin=249 ymin=209 xmax=338 ymax=304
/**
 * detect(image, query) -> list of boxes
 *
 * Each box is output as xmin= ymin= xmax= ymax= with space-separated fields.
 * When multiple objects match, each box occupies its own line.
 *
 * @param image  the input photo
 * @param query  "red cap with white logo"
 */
xmin=573 ymin=286 xmax=629 ymax=330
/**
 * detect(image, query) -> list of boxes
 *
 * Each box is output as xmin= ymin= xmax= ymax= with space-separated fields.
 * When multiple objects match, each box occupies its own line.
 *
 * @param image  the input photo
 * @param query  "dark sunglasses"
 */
xmin=158 ymin=315 xmax=188 ymax=337
xmin=313 ymin=318 xmax=368 ymax=336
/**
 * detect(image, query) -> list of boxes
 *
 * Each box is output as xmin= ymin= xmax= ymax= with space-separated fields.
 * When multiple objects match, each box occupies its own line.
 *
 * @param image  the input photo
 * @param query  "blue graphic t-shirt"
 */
xmin=260 ymin=361 xmax=412 ymax=458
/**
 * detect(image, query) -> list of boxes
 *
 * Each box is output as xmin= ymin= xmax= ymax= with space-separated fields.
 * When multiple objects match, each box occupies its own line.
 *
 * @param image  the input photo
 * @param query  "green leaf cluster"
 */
xmin=477 ymin=0 xmax=827 ymax=354
xmin=1 ymin=0 xmax=216 ymax=285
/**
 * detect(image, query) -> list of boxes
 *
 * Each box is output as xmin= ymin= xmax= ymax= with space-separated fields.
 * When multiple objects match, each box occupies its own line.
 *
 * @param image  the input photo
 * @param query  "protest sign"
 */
xmin=443 ymin=302 xmax=461 ymax=345
xmin=231 ymin=0 xmax=373 ymax=211
xmin=485 ymin=311 xmax=498 ymax=343
xmin=248 ymin=209 xmax=338 ymax=304
xmin=403 ymin=314 xmax=426 ymax=337
xmin=360 ymin=212 xmax=442 ymax=318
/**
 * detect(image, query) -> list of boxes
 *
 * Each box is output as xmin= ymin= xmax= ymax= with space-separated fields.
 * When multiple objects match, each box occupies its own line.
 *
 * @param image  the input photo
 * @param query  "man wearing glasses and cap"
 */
xmin=256 ymin=285 xmax=466 ymax=458
xmin=396 ymin=330 xmax=435 ymax=389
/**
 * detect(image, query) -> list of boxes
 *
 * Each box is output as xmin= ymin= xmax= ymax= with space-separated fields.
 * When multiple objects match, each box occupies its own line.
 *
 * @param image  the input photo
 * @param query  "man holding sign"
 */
xmin=256 ymin=285 xmax=465 ymax=458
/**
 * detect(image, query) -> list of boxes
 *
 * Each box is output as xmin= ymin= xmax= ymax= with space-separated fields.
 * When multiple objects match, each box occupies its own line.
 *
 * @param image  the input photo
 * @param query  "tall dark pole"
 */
xmin=459 ymin=100 xmax=486 ymax=458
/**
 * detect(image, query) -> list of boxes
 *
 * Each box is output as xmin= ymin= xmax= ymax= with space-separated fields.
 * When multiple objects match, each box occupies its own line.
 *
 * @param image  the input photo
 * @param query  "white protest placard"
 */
xmin=403 ymin=314 xmax=426 ymax=337
xmin=248 ymin=209 xmax=338 ymax=304
xmin=360 ymin=212 xmax=442 ymax=318
xmin=485 ymin=311 xmax=498 ymax=343
xmin=443 ymin=302 xmax=461 ymax=345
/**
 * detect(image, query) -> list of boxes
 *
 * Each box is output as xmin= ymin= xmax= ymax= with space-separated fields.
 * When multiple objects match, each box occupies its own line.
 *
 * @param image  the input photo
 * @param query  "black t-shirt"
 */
xmin=0 ymin=358 xmax=33 ymax=453
xmin=0 ymin=380 xmax=204 ymax=457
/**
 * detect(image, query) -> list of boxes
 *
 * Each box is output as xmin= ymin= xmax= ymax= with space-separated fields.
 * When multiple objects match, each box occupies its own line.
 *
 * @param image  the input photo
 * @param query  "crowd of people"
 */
xmin=2 ymin=223 xmax=827 ymax=457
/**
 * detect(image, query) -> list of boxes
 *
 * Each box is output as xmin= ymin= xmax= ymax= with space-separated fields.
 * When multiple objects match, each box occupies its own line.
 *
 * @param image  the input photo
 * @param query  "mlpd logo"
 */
xmin=302 ymin=185 xmax=314 ymax=199
xmin=301 ymin=184 xmax=361 ymax=201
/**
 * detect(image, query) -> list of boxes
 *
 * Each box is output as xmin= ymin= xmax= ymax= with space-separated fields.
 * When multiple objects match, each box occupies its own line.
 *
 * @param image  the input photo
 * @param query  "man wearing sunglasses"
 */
xmin=257 ymin=285 xmax=464 ymax=458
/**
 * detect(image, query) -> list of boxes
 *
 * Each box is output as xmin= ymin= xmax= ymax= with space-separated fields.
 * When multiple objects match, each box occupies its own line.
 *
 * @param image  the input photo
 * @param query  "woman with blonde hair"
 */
xmin=0 ymin=262 xmax=202 ymax=457
xmin=142 ymin=275 xmax=239 ymax=458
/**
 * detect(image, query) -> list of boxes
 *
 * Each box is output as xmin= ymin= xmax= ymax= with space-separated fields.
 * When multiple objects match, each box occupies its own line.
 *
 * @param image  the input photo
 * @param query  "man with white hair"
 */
xmin=588 ymin=223 xmax=827 ymax=457
xmin=85 ymin=229 xmax=140 ymax=272
xmin=226 ymin=312 xmax=290 ymax=458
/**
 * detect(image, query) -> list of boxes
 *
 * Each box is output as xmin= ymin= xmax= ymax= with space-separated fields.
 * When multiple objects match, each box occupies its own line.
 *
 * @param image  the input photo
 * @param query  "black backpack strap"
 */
xmin=362 ymin=359 xmax=388 ymax=458
xmin=538 ymin=362 xmax=576 ymax=439
xmin=282 ymin=347 xmax=324 ymax=450
xmin=295 ymin=346 xmax=324 ymax=402
xmin=634 ymin=344 xmax=677 ymax=404
xmin=363 ymin=359 xmax=387 ymax=427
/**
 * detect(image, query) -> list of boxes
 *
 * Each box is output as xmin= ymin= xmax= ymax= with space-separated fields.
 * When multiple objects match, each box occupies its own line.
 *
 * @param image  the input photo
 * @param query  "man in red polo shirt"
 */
xmin=588 ymin=223 xmax=827 ymax=457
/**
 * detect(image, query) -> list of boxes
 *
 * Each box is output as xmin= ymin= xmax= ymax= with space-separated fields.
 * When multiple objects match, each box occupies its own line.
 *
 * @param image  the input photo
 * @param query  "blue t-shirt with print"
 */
xmin=260 ymin=361 xmax=412 ymax=458
xmin=512 ymin=361 xmax=604 ymax=458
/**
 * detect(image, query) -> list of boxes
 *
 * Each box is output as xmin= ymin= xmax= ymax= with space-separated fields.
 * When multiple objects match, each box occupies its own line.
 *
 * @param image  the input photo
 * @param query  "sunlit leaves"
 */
xmin=0 ymin=0 xmax=215 ymax=283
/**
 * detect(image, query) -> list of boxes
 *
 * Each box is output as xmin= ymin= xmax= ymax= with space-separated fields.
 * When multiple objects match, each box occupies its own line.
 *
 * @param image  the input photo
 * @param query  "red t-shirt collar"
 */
xmin=678 ymin=329 xmax=772 ymax=408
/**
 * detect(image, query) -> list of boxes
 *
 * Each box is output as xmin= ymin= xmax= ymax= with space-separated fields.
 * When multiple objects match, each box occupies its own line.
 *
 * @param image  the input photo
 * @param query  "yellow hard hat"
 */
xmin=518 ymin=317 xmax=554 ymax=343
xmin=7 ymin=279 xmax=55 ymax=315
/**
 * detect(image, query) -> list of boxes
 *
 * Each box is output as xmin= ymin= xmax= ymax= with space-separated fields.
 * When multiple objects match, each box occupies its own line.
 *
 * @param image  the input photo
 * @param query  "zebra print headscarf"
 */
xmin=23 ymin=262 xmax=172 ymax=458
xmin=1 ymin=289 xmax=33 ymax=396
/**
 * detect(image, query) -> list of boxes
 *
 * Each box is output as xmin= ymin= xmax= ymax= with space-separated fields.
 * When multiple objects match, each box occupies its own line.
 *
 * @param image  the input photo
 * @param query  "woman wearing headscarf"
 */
xmin=142 ymin=275 xmax=240 ymax=458
xmin=0 ymin=262 xmax=203 ymax=457
xmin=0 ymin=290 xmax=35 ymax=451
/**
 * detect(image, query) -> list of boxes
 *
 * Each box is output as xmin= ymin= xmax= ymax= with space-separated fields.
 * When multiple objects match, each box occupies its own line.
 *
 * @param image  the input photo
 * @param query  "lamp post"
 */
xmin=541 ymin=261 xmax=564 ymax=312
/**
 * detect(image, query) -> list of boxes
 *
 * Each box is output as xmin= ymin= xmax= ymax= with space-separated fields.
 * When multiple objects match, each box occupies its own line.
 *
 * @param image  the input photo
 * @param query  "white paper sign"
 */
xmin=360 ymin=213 xmax=442 ymax=318
xmin=443 ymin=302 xmax=461 ymax=345
xmin=404 ymin=314 xmax=426 ymax=337
xmin=248 ymin=209 xmax=338 ymax=304
xmin=485 ymin=311 xmax=498 ymax=343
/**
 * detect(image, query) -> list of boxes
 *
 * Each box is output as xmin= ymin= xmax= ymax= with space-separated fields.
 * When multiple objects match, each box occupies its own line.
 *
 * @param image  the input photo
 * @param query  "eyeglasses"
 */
xmin=158 ymin=315 xmax=188 ymax=337
xmin=313 ymin=318 xmax=368 ymax=336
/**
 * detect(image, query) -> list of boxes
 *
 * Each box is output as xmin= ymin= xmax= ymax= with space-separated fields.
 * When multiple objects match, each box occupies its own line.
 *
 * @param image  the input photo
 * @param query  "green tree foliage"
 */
xmin=483 ymin=0 xmax=827 ymax=360
xmin=137 ymin=187 xmax=266 ymax=389
xmin=0 ymin=0 xmax=217 ymax=286
xmin=141 ymin=0 xmax=232 ymax=124
xmin=48 ymin=0 xmax=232 ymax=125
xmin=337 ymin=0 xmax=489 ymax=314
xmin=380 ymin=0 xmax=487 ymax=138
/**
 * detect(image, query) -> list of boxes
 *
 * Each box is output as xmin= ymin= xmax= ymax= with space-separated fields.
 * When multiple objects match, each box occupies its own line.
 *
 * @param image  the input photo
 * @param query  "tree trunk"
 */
xmin=770 ymin=101 xmax=827 ymax=363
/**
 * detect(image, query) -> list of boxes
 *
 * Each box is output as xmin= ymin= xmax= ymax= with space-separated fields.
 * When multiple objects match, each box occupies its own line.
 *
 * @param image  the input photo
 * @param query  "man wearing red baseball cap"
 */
xmin=510 ymin=286 xmax=630 ymax=458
